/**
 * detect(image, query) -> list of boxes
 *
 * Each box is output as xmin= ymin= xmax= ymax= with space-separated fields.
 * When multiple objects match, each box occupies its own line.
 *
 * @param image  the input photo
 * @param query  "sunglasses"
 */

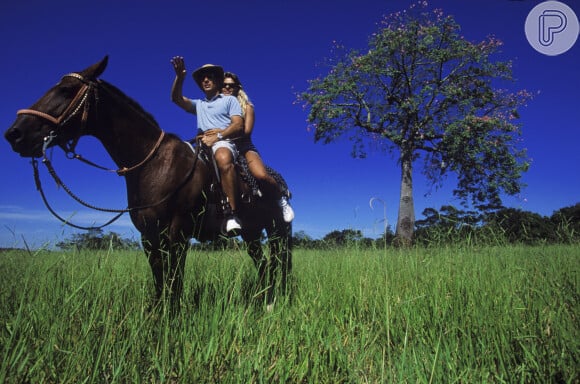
xmin=223 ymin=83 xmax=238 ymax=89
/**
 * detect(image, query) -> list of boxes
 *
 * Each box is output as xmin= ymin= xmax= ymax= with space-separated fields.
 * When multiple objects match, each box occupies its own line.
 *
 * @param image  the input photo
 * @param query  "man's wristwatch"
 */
xmin=217 ymin=132 xmax=223 ymax=140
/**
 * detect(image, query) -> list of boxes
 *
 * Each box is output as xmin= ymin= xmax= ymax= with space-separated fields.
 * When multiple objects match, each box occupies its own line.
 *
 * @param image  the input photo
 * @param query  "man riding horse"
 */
xmin=171 ymin=58 xmax=244 ymax=234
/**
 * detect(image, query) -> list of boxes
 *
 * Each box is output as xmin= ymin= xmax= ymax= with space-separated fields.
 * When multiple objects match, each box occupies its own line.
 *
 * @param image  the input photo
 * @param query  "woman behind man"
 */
xmin=222 ymin=72 xmax=294 ymax=223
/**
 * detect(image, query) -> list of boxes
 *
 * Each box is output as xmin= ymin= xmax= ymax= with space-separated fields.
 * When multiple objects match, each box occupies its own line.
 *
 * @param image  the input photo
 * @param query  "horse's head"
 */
xmin=4 ymin=56 xmax=109 ymax=158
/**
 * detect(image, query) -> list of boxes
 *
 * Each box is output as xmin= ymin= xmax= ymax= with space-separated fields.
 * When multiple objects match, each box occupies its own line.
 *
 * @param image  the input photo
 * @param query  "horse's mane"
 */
xmin=97 ymin=79 xmax=161 ymax=129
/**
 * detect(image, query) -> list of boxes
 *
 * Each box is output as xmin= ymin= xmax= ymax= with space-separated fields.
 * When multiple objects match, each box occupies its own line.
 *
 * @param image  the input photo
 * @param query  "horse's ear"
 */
xmin=81 ymin=55 xmax=109 ymax=80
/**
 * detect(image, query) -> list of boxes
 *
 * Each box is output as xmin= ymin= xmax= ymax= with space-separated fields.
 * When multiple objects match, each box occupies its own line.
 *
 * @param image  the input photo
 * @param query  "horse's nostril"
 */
xmin=4 ymin=127 xmax=22 ymax=144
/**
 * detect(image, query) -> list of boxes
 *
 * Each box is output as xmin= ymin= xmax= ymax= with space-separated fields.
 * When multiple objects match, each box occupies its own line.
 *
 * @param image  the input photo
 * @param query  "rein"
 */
xmin=34 ymin=135 xmax=201 ymax=230
xmin=32 ymin=158 xmax=125 ymax=231
xmin=69 ymin=130 xmax=165 ymax=175
xmin=22 ymin=72 xmax=199 ymax=230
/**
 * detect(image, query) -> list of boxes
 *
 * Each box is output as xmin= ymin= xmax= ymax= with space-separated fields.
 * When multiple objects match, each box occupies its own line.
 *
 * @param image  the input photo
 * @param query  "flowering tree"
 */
xmin=297 ymin=2 xmax=533 ymax=244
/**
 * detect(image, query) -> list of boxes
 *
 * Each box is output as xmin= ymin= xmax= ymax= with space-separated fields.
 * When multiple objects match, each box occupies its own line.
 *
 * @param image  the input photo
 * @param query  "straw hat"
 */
xmin=192 ymin=64 xmax=224 ymax=89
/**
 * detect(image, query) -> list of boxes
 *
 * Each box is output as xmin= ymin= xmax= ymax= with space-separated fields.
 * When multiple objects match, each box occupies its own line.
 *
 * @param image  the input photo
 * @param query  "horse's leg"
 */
xmin=277 ymin=222 xmax=293 ymax=296
xmin=266 ymin=234 xmax=280 ymax=310
xmin=266 ymin=222 xmax=293 ymax=310
xmin=247 ymin=238 xmax=269 ymax=304
xmin=143 ymin=228 xmax=188 ymax=313
xmin=142 ymin=234 xmax=164 ymax=305
xmin=167 ymin=236 xmax=188 ymax=312
xmin=247 ymin=238 xmax=266 ymax=279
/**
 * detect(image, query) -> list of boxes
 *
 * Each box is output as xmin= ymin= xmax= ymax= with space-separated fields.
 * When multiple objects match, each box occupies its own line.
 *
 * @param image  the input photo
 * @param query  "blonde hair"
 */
xmin=236 ymin=88 xmax=253 ymax=117
xmin=224 ymin=72 xmax=253 ymax=117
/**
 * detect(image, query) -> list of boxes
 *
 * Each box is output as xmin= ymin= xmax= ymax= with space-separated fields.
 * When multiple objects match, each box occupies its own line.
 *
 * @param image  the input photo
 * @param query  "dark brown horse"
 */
xmin=4 ymin=56 xmax=292 ymax=310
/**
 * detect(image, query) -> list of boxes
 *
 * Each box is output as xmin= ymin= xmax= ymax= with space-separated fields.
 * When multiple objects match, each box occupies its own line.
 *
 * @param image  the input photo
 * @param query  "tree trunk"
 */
xmin=395 ymin=151 xmax=415 ymax=246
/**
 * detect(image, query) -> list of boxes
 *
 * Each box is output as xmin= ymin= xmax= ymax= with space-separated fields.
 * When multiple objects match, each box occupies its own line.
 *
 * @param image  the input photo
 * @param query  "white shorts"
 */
xmin=212 ymin=140 xmax=239 ymax=160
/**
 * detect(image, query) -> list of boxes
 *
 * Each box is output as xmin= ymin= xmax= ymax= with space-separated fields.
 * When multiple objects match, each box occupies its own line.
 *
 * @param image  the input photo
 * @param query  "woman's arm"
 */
xmin=243 ymin=103 xmax=255 ymax=136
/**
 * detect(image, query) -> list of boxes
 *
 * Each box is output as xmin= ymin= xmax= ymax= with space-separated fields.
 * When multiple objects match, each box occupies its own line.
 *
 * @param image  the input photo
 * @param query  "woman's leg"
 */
xmin=245 ymin=150 xmax=282 ymax=198
xmin=245 ymin=150 xmax=294 ymax=222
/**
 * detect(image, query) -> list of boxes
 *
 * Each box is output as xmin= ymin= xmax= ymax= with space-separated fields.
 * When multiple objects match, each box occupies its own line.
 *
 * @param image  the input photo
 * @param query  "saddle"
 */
xmin=190 ymin=139 xmax=291 ymax=217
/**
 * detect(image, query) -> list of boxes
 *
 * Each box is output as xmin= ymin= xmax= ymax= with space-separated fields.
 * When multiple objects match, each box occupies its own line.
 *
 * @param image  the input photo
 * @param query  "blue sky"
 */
xmin=1 ymin=0 xmax=579 ymax=248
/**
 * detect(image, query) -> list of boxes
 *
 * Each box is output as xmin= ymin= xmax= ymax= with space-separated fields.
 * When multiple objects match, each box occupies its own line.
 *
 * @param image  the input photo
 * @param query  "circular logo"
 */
xmin=525 ymin=1 xmax=579 ymax=56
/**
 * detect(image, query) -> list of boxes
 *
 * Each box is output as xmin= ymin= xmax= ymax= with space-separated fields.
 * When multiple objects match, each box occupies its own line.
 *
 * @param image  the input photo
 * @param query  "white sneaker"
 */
xmin=225 ymin=216 xmax=242 ymax=232
xmin=278 ymin=197 xmax=294 ymax=222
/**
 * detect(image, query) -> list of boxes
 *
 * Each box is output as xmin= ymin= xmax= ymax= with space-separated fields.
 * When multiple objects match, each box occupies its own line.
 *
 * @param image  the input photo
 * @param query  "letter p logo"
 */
xmin=539 ymin=9 xmax=567 ymax=46
xmin=526 ymin=1 xmax=579 ymax=55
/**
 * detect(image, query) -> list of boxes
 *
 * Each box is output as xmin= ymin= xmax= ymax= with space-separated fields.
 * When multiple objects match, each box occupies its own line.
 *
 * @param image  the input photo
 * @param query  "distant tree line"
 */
xmin=56 ymin=228 xmax=140 ymax=251
xmin=56 ymin=203 xmax=578 ymax=250
xmin=413 ymin=203 xmax=579 ymax=246
xmin=293 ymin=228 xmax=395 ymax=250
xmin=295 ymin=203 xmax=579 ymax=249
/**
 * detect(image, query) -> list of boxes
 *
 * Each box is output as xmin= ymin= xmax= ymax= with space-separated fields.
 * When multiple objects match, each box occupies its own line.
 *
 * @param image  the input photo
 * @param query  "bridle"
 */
xmin=17 ymin=73 xmax=93 ymax=155
xmin=16 ymin=72 xmax=177 ymax=230
xmin=17 ymin=73 xmax=90 ymax=125
xmin=17 ymin=72 xmax=165 ymax=175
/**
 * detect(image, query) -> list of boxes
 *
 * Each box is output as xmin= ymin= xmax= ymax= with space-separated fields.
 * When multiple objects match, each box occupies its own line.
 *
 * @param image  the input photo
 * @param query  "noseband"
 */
xmin=16 ymin=73 xmax=94 ymax=153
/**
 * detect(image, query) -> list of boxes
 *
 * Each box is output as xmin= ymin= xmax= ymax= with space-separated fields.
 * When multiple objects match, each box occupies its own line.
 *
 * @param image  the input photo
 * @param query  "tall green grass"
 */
xmin=1 ymin=244 xmax=578 ymax=383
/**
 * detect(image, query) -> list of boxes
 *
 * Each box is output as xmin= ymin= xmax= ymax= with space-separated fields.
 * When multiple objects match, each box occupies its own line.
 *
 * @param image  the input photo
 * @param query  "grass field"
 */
xmin=1 ymin=244 xmax=578 ymax=383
